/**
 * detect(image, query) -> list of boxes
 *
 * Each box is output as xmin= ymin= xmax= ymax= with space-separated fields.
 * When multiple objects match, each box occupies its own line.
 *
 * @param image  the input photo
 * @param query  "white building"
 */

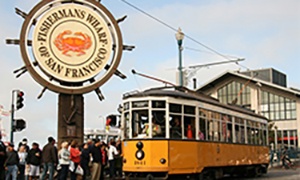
xmin=197 ymin=68 xmax=300 ymax=151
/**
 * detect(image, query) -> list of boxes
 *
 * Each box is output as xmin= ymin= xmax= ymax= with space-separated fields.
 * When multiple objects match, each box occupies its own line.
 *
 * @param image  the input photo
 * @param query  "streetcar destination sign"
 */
xmin=32 ymin=4 xmax=112 ymax=83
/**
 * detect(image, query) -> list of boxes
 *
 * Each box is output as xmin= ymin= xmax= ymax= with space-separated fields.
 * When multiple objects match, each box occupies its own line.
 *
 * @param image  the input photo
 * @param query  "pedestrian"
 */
xmin=281 ymin=146 xmax=292 ymax=169
xmin=108 ymin=139 xmax=118 ymax=179
xmin=26 ymin=142 xmax=42 ymax=180
xmin=87 ymin=138 xmax=94 ymax=151
xmin=5 ymin=143 xmax=19 ymax=180
xmin=100 ymin=142 xmax=108 ymax=180
xmin=40 ymin=136 xmax=58 ymax=180
xmin=18 ymin=138 xmax=30 ymax=180
xmin=80 ymin=143 xmax=90 ymax=180
xmin=115 ymin=139 xmax=123 ymax=178
xmin=70 ymin=140 xmax=81 ymax=180
xmin=18 ymin=138 xmax=30 ymax=152
xmin=17 ymin=145 xmax=27 ymax=180
xmin=57 ymin=141 xmax=70 ymax=180
xmin=90 ymin=139 xmax=102 ymax=180
xmin=0 ymin=133 xmax=7 ymax=180
xmin=86 ymin=138 xmax=94 ymax=176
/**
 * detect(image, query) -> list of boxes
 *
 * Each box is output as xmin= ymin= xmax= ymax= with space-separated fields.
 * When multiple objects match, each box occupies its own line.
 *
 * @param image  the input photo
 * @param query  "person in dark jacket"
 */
xmin=80 ymin=143 xmax=90 ymax=180
xmin=90 ymin=139 xmax=102 ymax=180
xmin=26 ymin=142 xmax=42 ymax=180
xmin=0 ymin=133 xmax=7 ymax=180
xmin=40 ymin=137 xmax=58 ymax=180
xmin=5 ymin=143 xmax=19 ymax=180
xmin=115 ymin=139 xmax=123 ymax=178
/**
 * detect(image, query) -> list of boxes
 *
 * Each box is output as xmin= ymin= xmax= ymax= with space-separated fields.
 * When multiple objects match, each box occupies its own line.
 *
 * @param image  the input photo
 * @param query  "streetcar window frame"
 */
xmin=121 ymin=90 xmax=268 ymax=147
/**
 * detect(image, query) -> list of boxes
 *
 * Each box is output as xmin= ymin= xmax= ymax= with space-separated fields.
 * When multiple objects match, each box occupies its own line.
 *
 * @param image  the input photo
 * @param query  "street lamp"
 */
xmin=175 ymin=28 xmax=184 ymax=87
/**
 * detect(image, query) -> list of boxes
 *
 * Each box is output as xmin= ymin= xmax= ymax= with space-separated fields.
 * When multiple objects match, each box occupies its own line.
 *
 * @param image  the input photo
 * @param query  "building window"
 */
xmin=217 ymin=81 xmax=251 ymax=108
xmin=277 ymin=129 xmax=298 ymax=148
xmin=260 ymin=91 xmax=296 ymax=120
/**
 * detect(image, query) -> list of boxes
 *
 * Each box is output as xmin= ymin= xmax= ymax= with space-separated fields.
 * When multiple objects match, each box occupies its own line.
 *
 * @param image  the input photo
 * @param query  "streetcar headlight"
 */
xmin=135 ymin=150 xmax=145 ymax=160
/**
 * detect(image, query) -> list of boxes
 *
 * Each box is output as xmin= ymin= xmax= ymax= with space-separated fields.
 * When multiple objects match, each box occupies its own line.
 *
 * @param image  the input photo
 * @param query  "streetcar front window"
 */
xmin=170 ymin=115 xmax=182 ymax=139
xmin=152 ymin=111 xmax=166 ymax=138
xmin=132 ymin=110 xmax=149 ymax=138
xmin=130 ymin=110 xmax=167 ymax=138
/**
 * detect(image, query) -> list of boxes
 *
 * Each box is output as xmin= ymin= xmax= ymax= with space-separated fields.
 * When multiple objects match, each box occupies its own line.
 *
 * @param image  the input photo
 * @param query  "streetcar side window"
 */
xmin=246 ymin=120 xmax=251 ymax=144
xmin=258 ymin=122 xmax=263 ymax=145
xmin=254 ymin=122 xmax=259 ymax=145
xmin=184 ymin=116 xmax=195 ymax=139
xmin=152 ymin=111 xmax=166 ymax=138
xmin=170 ymin=103 xmax=183 ymax=139
xmin=222 ymin=115 xmax=232 ymax=142
xmin=170 ymin=115 xmax=182 ymax=139
xmin=212 ymin=111 xmax=221 ymax=141
xmin=184 ymin=105 xmax=196 ymax=139
xmin=247 ymin=120 xmax=257 ymax=144
xmin=124 ymin=112 xmax=130 ymax=139
xmin=208 ymin=111 xmax=214 ymax=141
xmin=263 ymin=124 xmax=267 ymax=145
xmin=240 ymin=119 xmax=246 ymax=144
xmin=199 ymin=109 xmax=208 ymax=140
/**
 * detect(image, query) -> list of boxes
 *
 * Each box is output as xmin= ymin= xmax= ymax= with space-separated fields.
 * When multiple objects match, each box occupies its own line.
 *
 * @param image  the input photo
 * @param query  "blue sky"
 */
xmin=0 ymin=0 xmax=299 ymax=145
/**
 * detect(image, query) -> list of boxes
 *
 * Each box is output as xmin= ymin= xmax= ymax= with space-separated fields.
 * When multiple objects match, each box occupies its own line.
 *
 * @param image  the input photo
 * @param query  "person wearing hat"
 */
xmin=5 ymin=143 xmax=19 ymax=180
xmin=18 ymin=138 xmax=30 ymax=152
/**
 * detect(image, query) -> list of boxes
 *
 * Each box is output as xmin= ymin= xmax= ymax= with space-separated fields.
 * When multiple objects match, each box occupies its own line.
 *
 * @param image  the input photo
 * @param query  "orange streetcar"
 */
xmin=121 ymin=86 xmax=269 ymax=179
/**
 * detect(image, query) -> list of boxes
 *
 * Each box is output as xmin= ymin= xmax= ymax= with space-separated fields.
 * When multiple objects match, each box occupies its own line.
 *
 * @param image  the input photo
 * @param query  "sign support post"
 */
xmin=58 ymin=94 xmax=84 ymax=146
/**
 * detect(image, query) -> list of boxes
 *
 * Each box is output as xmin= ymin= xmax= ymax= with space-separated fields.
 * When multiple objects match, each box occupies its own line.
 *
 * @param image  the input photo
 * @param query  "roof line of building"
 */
xmin=198 ymin=70 xmax=300 ymax=96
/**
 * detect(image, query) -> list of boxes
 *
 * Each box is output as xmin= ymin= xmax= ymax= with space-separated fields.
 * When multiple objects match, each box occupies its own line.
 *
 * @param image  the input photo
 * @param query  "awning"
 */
xmin=278 ymin=136 xmax=298 ymax=141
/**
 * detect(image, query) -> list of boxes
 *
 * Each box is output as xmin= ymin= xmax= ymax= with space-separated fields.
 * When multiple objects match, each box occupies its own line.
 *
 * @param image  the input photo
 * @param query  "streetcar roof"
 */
xmin=123 ymin=86 xmax=268 ymax=121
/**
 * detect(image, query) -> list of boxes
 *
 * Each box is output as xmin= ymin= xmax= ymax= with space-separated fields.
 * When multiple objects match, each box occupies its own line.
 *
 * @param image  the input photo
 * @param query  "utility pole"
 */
xmin=10 ymin=90 xmax=25 ymax=143
xmin=10 ymin=90 xmax=16 ymax=143
xmin=176 ymin=28 xmax=184 ymax=87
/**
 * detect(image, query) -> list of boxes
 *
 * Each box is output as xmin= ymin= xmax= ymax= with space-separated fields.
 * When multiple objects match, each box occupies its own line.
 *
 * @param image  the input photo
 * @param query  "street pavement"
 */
xmin=221 ymin=159 xmax=300 ymax=180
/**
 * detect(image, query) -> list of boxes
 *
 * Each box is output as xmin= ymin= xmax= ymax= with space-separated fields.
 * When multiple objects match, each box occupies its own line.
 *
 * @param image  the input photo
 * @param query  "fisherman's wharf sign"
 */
xmin=18 ymin=0 xmax=123 ymax=94
xmin=33 ymin=4 xmax=112 ymax=82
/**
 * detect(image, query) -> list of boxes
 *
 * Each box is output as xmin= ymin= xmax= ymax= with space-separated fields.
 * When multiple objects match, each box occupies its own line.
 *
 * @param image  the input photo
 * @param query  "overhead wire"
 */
xmin=184 ymin=47 xmax=217 ymax=55
xmin=120 ymin=0 xmax=233 ymax=61
xmin=120 ymin=0 xmax=257 ymax=85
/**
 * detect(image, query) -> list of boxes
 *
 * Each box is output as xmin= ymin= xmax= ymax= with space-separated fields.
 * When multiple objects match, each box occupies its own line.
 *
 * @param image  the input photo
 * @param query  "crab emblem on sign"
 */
xmin=54 ymin=30 xmax=92 ymax=57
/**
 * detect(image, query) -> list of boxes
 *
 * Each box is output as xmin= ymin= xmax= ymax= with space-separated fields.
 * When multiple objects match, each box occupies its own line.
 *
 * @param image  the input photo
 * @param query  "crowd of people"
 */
xmin=0 ymin=133 xmax=123 ymax=180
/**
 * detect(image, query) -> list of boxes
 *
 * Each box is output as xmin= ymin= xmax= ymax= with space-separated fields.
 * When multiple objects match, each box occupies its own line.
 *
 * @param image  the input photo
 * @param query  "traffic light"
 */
xmin=16 ymin=90 xmax=24 ymax=110
xmin=13 ymin=119 xmax=26 ymax=132
xmin=106 ymin=115 xmax=117 ymax=126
